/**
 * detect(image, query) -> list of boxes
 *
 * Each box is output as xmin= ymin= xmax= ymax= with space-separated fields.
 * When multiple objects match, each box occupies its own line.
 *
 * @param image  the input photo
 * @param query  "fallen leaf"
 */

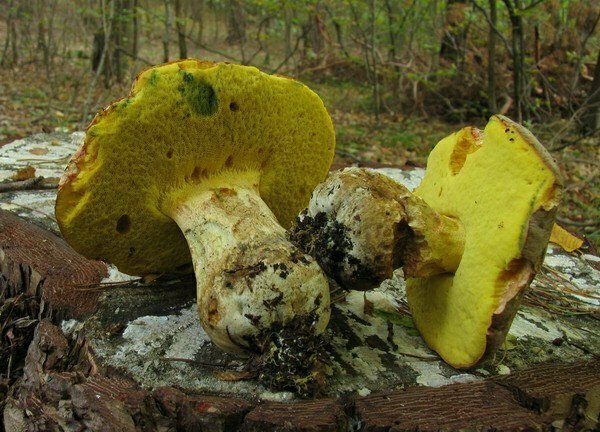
xmin=28 ymin=147 xmax=49 ymax=155
xmin=215 ymin=370 xmax=255 ymax=381
xmin=142 ymin=273 xmax=161 ymax=284
xmin=363 ymin=292 xmax=374 ymax=316
xmin=11 ymin=165 xmax=36 ymax=181
xmin=550 ymin=223 xmax=583 ymax=253
xmin=50 ymin=140 xmax=61 ymax=146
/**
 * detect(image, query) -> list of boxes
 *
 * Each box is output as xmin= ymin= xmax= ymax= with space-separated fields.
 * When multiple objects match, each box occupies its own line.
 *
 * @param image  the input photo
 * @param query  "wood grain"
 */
xmin=0 ymin=209 xmax=108 ymax=319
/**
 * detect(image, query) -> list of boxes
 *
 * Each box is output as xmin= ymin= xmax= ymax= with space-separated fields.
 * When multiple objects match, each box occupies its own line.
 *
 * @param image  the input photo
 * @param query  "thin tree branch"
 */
xmin=522 ymin=0 xmax=547 ymax=12
xmin=472 ymin=0 xmax=512 ymax=56
xmin=81 ymin=0 xmax=115 ymax=126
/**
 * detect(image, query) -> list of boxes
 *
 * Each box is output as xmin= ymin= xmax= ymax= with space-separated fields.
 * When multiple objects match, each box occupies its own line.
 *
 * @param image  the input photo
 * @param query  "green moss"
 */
xmin=179 ymin=72 xmax=218 ymax=116
xmin=148 ymin=70 xmax=159 ymax=86
xmin=116 ymin=98 xmax=131 ymax=111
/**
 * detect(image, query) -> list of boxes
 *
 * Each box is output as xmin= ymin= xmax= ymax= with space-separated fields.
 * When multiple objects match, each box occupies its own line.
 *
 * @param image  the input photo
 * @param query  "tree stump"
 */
xmin=1 ymin=133 xmax=599 ymax=431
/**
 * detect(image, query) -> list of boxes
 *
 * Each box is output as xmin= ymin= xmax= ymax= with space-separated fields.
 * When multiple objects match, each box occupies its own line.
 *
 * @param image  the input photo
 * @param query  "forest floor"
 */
xmin=0 ymin=61 xmax=598 ymax=249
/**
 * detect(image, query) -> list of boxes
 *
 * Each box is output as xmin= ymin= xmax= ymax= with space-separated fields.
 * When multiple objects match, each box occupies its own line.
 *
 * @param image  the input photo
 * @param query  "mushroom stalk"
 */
xmin=291 ymin=168 xmax=465 ymax=290
xmin=401 ymin=191 xmax=465 ymax=278
xmin=168 ymin=172 xmax=330 ymax=356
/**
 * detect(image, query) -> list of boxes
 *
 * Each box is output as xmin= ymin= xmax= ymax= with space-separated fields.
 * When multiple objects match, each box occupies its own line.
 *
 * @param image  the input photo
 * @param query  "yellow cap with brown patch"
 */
xmin=55 ymin=60 xmax=335 ymax=275
xmin=406 ymin=115 xmax=562 ymax=368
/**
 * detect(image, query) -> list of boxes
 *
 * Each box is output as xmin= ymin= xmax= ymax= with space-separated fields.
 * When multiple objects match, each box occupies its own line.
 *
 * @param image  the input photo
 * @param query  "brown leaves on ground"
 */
xmin=10 ymin=166 xmax=36 ymax=181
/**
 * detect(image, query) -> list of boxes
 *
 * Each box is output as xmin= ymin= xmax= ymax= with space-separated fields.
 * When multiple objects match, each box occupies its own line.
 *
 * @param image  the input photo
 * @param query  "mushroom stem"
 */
xmin=168 ymin=171 xmax=330 ymax=356
xmin=291 ymin=168 xmax=465 ymax=290
xmin=401 ymin=191 xmax=465 ymax=278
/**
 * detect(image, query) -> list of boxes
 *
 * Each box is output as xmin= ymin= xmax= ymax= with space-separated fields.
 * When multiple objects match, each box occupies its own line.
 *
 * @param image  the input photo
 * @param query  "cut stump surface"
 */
xmin=1 ymin=133 xmax=599 ymax=431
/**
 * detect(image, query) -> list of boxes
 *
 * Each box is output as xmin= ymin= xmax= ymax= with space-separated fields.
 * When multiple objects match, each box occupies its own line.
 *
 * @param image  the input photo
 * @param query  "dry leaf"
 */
xmin=50 ymin=140 xmax=61 ymax=146
xmin=44 ymin=177 xmax=61 ymax=185
xmin=11 ymin=166 xmax=36 ymax=181
xmin=215 ymin=370 xmax=255 ymax=382
xmin=142 ymin=273 xmax=161 ymax=284
xmin=550 ymin=223 xmax=583 ymax=253
xmin=28 ymin=147 xmax=49 ymax=155
xmin=363 ymin=292 xmax=374 ymax=316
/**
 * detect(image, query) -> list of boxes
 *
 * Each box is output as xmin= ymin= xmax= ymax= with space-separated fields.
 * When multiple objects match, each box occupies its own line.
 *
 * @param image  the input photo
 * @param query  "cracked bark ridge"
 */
xmin=355 ymin=381 xmax=551 ymax=432
xmin=241 ymin=399 xmax=347 ymax=432
xmin=493 ymin=360 xmax=600 ymax=431
xmin=4 ymin=321 xmax=253 ymax=432
xmin=0 ymin=210 xmax=108 ymax=319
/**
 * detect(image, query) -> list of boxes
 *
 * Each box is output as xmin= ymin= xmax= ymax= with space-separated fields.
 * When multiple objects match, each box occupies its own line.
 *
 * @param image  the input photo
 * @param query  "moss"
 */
xmin=148 ymin=70 xmax=159 ymax=86
xmin=179 ymin=72 xmax=218 ymax=116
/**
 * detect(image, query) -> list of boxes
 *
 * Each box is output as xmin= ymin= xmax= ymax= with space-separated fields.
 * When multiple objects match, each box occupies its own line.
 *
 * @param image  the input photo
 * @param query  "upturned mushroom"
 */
xmin=291 ymin=115 xmax=562 ymax=368
xmin=56 ymin=60 xmax=334 ymax=357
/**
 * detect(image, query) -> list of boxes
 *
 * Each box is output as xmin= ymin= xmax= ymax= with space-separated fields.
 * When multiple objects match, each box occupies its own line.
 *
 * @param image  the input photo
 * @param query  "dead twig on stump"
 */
xmin=0 ymin=177 xmax=58 ymax=193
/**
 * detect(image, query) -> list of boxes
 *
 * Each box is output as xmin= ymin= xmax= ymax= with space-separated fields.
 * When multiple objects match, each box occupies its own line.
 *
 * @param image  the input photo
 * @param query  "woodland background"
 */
xmin=0 ymin=0 xmax=598 ymax=245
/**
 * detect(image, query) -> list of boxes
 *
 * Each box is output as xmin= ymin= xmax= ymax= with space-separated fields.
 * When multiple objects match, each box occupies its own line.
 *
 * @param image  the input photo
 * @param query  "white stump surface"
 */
xmin=1 ymin=133 xmax=598 ymax=400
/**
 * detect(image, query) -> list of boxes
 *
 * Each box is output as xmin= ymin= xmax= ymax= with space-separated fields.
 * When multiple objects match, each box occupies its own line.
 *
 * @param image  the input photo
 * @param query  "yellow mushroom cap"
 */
xmin=406 ymin=115 xmax=562 ymax=368
xmin=55 ymin=60 xmax=335 ymax=275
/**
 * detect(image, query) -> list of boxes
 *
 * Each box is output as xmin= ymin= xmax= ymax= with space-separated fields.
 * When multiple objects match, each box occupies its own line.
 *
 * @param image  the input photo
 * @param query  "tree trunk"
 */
xmin=132 ymin=0 xmax=139 ymax=60
xmin=284 ymin=5 xmax=292 ymax=62
xmin=580 ymin=48 xmax=600 ymax=135
xmin=174 ymin=0 xmax=187 ymax=59
xmin=439 ymin=0 xmax=469 ymax=65
xmin=369 ymin=0 xmax=381 ymax=119
xmin=384 ymin=0 xmax=401 ymax=103
xmin=487 ymin=0 xmax=498 ymax=113
xmin=1 ymin=0 xmax=15 ymax=66
xmin=227 ymin=0 xmax=246 ymax=62
xmin=163 ymin=0 xmax=171 ymax=63
xmin=190 ymin=0 xmax=204 ymax=44
xmin=503 ymin=0 xmax=528 ymax=123
xmin=112 ymin=0 xmax=126 ymax=84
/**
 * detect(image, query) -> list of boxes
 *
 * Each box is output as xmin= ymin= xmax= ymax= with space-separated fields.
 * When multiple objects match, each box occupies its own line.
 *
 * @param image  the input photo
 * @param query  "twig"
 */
xmin=472 ymin=1 xmax=513 ymax=56
xmin=160 ymin=356 xmax=237 ymax=369
xmin=114 ymin=46 xmax=153 ymax=66
xmin=335 ymin=149 xmax=364 ymax=164
xmin=556 ymin=217 xmax=598 ymax=228
xmin=0 ymin=177 xmax=58 ymax=193
xmin=396 ymin=351 xmax=439 ymax=361
xmin=271 ymin=24 xmax=310 ymax=74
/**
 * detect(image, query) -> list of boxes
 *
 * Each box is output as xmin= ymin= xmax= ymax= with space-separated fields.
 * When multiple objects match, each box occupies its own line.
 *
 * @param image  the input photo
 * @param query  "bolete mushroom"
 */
xmin=55 ymin=60 xmax=335 ymax=357
xmin=291 ymin=115 xmax=562 ymax=368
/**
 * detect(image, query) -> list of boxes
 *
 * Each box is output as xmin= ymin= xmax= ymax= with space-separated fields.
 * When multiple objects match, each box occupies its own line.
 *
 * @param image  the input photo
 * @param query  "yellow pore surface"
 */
xmin=406 ymin=116 xmax=559 ymax=368
xmin=56 ymin=60 xmax=335 ymax=275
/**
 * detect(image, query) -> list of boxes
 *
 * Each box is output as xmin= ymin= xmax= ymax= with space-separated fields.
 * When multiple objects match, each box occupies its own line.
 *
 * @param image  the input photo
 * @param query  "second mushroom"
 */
xmin=291 ymin=115 xmax=562 ymax=368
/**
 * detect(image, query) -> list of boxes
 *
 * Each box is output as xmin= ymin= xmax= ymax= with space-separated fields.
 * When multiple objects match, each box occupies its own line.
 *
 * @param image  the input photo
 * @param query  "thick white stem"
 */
xmin=169 ymin=174 xmax=330 ymax=356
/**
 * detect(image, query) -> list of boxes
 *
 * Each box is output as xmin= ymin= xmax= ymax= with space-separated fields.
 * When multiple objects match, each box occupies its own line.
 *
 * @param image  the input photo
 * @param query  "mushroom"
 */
xmin=55 ymin=60 xmax=335 ymax=357
xmin=291 ymin=115 xmax=562 ymax=368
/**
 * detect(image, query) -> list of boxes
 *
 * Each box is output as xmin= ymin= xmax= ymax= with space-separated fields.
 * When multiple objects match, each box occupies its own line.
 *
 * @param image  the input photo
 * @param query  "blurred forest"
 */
xmin=0 ymin=0 xmax=598 ymax=244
